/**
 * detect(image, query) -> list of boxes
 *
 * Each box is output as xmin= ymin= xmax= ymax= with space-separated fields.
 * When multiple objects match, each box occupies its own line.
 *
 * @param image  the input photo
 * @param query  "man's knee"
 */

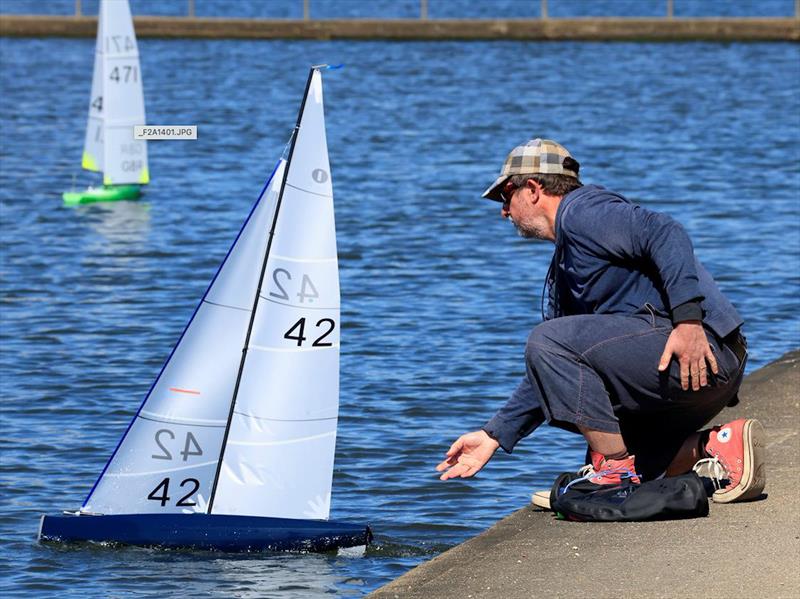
xmin=526 ymin=320 xmax=567 ymax=361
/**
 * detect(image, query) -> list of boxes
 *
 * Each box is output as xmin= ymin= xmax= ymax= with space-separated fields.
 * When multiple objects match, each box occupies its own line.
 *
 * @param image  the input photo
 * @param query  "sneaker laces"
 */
xmin=693 ymin=457 xmax=727 ymax=491
xmin=588 ymin=466 xmax=638 ymax=484
xmin=561 ymin=464 xmax=596 ymax=492
xmin=557 ymin=464 xmax=593 ymax=495
xmin=562 ymin=464 xmax=635 ymax=493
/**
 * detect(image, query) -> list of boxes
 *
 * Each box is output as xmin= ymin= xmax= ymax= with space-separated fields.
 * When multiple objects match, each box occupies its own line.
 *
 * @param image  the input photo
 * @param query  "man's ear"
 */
xmin=526 ymin=178 xmax=541 ymax=203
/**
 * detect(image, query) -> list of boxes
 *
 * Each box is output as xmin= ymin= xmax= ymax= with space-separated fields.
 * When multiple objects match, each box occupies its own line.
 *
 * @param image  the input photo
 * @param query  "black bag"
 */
xmin=549 ymin=472 xmax=709 ymax=522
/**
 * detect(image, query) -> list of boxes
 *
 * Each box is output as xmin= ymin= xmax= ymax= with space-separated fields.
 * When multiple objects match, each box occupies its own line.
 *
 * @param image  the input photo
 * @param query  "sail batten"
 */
xmin=248 ymin=343 xmax=339 ymax=353
xmin=232 ymin=412 xmax=337 ymax=423
xmin=103 ymin=461 xmax=218 ymax=478
xmin=269 ymin=254 xmax=337 ymax=264
xmin=202 ymin=299 xmax=252 ymax=313
xmin=285 ymin=182 xmax=333 ymax=198
xmin=258 ymin=296 xmax=336 ymax=311
xmin=138 ymin=412 xmax=228 ymax=427
xmin=228 ymin=432 xmax=336 ymax=447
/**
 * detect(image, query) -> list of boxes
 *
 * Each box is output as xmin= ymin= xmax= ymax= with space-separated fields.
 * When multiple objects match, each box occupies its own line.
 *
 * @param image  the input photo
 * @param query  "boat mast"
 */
xmin=207 ymin=67 xmax=319 ymax=513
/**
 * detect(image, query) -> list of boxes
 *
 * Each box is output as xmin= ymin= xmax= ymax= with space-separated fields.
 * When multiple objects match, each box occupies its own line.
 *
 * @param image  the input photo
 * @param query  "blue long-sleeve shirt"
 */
xmin=484 ymin=184 xmax=743 ymax=452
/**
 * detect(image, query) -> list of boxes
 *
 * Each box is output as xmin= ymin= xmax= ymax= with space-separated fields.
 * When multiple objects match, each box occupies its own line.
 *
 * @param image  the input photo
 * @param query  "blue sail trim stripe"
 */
xmin=81 ymin=160 xmax=283 ymax=509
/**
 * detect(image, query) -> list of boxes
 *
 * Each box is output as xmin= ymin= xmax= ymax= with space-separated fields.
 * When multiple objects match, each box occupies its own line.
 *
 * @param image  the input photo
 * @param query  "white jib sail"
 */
xmin=81 ymin=7 xmax=104 ymax=173
xmin=211 ymin=70 xmax=340 ymax=521
xmin=98 ymin=0 xmax=149 ymax=186
xmin=82 ymin=161 xmax=285 ymax=515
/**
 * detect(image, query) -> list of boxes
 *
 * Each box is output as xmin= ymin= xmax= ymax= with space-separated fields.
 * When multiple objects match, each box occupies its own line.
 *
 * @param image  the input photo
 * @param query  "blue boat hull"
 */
xmin=39 ymin=513 xmax=372 ymax=552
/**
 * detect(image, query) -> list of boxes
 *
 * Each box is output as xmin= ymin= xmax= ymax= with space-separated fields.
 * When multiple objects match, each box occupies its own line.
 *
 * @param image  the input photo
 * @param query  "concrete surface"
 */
xmin=370 ymin=350 xmax=800 ymax=599
xmin=1 ymin=16 xmax=799 ymax=41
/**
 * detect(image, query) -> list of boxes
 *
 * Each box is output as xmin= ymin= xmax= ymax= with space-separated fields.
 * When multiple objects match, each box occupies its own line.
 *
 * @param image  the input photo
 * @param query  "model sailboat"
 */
xmin=40 ymin=67 xmax=371 ymax=551
xmin=63 ymin=0 xmax=149 ymax=205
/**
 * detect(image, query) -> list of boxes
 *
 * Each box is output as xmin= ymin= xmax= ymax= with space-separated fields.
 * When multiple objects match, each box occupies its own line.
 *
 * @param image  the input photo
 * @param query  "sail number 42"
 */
xmin=148 ymin=431 xmax=202 ymax=507
xmin=270 ymin=269 xmax=319 ymax=304
xmin=147 ymin=477 xmax=199 ymax=507
xmin=284 ymin=318 xmax=335 ymax=347
xmin=152 ymin=429 xmax=202 ymax=461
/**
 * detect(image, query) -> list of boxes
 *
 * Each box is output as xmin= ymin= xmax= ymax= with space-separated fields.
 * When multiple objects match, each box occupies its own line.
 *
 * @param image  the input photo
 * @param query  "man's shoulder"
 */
xmin=564 ymin=184 xmax=630 ymax=207
xmin=559 ymin=185 xmax=632 ymax=234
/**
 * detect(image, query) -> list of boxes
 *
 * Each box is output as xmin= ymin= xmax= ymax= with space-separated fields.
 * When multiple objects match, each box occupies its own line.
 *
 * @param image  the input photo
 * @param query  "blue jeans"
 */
xmin=484 ymin=312 xmax=746 ymax=480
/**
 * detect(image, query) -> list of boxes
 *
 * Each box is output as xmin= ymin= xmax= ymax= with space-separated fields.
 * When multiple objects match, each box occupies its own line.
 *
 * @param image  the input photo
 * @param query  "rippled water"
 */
xmin=1 ymin=31 xmax=799 ymax=598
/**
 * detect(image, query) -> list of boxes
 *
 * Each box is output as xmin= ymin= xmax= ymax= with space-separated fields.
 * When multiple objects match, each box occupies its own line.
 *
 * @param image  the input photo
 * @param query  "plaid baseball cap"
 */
xmin=482 ymin=138 xmax=579 ymax=202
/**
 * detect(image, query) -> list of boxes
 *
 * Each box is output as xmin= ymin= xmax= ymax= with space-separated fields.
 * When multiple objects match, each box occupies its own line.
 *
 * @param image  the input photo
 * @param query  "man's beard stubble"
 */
xmin=512 ymin=216 xmax=549 ymax=241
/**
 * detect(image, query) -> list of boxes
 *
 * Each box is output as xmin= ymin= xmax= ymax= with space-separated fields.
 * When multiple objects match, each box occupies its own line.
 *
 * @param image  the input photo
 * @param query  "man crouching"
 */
xmin=437 ymin=139 xmax=764 ymax=504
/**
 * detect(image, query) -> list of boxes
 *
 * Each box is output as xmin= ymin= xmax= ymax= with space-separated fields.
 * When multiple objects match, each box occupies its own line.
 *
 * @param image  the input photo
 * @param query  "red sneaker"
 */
xmin=702 ymin=418 xmax=766 ymax=503
xmin=587 ymin=451 xmax=641 ymax=485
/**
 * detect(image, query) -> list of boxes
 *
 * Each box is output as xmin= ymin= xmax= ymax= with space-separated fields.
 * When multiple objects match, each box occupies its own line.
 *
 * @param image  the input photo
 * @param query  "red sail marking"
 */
xmin=169 ymin=387 xmax=201 ymax=396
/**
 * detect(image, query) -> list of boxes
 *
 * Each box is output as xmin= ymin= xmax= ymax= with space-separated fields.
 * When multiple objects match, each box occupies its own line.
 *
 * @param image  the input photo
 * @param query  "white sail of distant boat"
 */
xmin=82 ymin=69 xmax=339 ymax=522
xmin=82 ymin=0 xmax=149 ymax=186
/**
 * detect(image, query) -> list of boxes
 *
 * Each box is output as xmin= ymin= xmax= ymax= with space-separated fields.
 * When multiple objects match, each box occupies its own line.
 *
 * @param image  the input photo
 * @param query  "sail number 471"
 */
xmin=109 ymin=65 xmax=138 ymax=83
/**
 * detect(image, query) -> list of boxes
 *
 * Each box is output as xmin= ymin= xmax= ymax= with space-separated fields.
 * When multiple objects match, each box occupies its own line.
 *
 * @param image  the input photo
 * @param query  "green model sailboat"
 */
xmin=64 ymin=0 xmax=149 ymax=205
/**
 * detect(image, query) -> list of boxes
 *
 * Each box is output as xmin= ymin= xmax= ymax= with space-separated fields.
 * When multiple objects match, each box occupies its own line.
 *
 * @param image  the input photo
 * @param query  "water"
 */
xmin=1 ymin=29 xmax=799 ymax=599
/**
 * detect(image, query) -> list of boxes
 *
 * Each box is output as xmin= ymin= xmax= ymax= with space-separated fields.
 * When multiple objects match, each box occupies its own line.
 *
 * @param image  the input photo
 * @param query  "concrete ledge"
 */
xmin=370 ymin=350 xmax=800 ymax=598
xmin=1 ymin=16 xmax=799 ymax=41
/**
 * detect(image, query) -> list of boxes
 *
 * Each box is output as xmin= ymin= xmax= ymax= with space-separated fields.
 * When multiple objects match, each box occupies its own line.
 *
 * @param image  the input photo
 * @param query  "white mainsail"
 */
xmin=211 ymin=70 xmax=339 ymax=520
xmin=83 ymin=69 xmax=339 ymax=522
xmin=81 ymin=0 xmax=149 ymax=186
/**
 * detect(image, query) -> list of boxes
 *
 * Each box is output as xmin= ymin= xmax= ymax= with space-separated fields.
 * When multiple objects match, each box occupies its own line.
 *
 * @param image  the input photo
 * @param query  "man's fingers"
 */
xmin=707 ymin=350 xmax=719 ymax=374
xmin=459 ymin=465 xmax=478 ymax=478
xmin=439 ymin=462 xmax=470 ymax=481
xmin=435 ymin=457 xmax=457 ymax=472
xmin=692 ymin=361 xmax=701 ymax=390
xmin=438 ymin=439 xmax=463 ymax=473
xmin=680 ymin=358 xmax=689 ymax=390
xmin=436 ymin=455 xmax=460 ymax=470
xmin=657 ymin=345 xmax=672 ymax=372
xmin=456 ymin=457 xmax=480 ymax=478
xmin=698 ymin=359 xmax=708 ymax=388
xmin=445 ymin=438 xmax=463 ymax=458
xmin=439 ymin=455 xmax=484 ymax=480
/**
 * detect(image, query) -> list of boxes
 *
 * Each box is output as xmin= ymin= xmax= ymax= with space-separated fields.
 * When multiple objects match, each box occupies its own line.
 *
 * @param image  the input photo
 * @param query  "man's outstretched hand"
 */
xmin=436 ymin=430 xmax=500 ymax=480
xmin=658 ymin=320 xmax=718 ymax=391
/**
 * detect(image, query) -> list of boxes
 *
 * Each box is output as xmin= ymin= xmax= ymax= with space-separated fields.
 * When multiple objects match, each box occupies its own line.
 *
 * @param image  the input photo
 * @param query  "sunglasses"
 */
xmin=500 ymin=180 xmax=519 ymax=205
